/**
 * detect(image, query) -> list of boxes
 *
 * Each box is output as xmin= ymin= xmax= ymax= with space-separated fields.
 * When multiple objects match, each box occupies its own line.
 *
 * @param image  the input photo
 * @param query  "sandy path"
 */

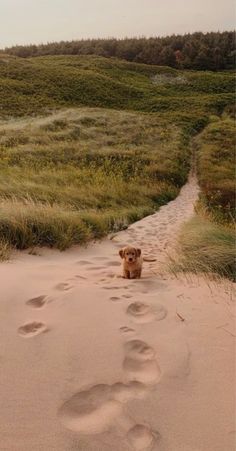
xmin=113 ymin=173 xmax=200 ymax=267
xmin=0 ymin=175 xmax=235 ymax=451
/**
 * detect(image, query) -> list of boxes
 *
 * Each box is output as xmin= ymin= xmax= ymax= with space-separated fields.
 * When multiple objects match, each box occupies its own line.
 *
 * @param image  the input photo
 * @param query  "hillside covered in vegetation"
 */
xmin=0 ymin=105 xmax=191 ymax=254
xmin=0 ymin=54 xmax=235 ymax=279
xmin=0 ymin=54 xmax=234 ymax=119
xmin=2 ymin=31 xmax=235 ymax=71
xmin=172 ymin=113 xmax=235 ymax=281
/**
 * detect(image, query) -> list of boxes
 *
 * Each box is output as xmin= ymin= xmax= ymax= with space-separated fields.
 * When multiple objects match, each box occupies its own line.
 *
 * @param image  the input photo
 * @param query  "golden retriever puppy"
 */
xmin=119 ymin=246 xmax=143 ymax=279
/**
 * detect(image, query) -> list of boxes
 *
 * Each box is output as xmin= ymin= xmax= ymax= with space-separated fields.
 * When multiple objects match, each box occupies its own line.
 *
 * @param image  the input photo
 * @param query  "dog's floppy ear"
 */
xmin=136 ymin=248 xmax=141 ymax=257
xmin=119 ymin=249 xmax=124 ymax=259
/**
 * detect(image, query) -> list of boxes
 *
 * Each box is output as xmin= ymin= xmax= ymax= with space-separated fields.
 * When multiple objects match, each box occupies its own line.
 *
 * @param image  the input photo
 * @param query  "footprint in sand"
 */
xmin=93 ymin=256 xmax=108 ymax=261
xmin=55 ymin=282 xmax=72 ymax=291
xmin=103 ymin=286 xmax=121 ymax=290
xmin=98 ymin=272 xmax=116 ymax=282
xmin=106 ymin=261 xmax=122 ymax=267
xmin=86 ymin=266 xmax=106 ymax=271
xmin=26 ymin=295 xmax=48 ymax=308
xmin=123 ymin=339 xmax=161 ymax=385
xmin=127 ymin=424 xmax=159 ymax=450
xmin=18 ymin=322 xmax=47 ymax=337
xmin=119 ymin=326 xmax=136 ymax=335
xmin=127 ymin=302 xmax=167 ymax=324
xmin=110 ymin=296 xmax=122 ymax=302
xmin=103 ymin=285 xmax=129 ymax=290
xmin=126 ymin=239 xmax=135 ymax=244
xmin=58 ymin=382 xmax=147 ymax=434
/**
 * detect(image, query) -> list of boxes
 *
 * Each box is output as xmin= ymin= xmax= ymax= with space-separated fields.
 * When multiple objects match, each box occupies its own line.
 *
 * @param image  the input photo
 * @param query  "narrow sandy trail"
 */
xmin=0 ymin=175 xmax=235 ymax=451
xmin=113 ymin=173 xmax=200 ymax=269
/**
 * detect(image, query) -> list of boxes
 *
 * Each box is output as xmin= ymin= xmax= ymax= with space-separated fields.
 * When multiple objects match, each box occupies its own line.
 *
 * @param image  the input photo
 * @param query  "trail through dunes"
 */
xmin=112 ymin=173 xmax=200 ymax=268
xmin=0 ymin=174 xmax=235 ymax=451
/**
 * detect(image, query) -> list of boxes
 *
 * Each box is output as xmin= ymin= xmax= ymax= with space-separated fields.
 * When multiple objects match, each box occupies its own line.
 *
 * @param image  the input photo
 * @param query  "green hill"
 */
xmin=0 ymin=55 xmax=235 ymax=279
xmin=0 ymin=54 xmax=234 ymax=119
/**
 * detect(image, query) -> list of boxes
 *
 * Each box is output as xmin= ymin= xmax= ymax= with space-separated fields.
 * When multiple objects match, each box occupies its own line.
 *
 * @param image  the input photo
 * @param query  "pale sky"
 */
xmin=0 ymin=0 xmax=235 ymax=48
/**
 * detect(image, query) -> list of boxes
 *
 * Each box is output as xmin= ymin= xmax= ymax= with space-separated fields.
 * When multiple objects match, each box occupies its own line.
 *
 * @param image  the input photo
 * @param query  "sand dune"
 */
xmin=0 ymin=175 xmax=235 ymax=450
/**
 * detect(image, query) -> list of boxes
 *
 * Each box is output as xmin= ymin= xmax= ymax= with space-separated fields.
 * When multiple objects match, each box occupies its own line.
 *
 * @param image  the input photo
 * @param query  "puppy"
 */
xmin=119 ymin=246 xmax=143 ymax=279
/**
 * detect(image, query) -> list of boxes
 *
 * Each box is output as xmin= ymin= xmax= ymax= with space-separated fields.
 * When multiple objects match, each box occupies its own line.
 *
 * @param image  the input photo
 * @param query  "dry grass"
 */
xmin=196 ymin=116 xmax=235 ymax=222
xmin=0 ymin=238 xmax=11 ymax=261
xmin=0 ymin=108 xmax=186 ymax=252
xmin=171 ymin=113 xmax=235 ymax=281
xmin=171 ymin=210 xmax=235 ymax=281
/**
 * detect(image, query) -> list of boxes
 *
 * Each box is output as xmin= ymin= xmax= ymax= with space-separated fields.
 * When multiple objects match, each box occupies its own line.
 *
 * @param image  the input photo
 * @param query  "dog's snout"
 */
xmin=129 ymin=257 xmax=133 ymax=262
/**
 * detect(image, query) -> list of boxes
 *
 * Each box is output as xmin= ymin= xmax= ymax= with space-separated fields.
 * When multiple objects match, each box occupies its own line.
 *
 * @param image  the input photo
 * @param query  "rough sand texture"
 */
xmin=0 ymin=175 xmax=235 ymax=451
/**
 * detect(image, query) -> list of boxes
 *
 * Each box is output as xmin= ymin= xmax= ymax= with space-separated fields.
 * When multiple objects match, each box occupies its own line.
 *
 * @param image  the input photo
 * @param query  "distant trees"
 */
xmin=3 ymin=31 xmax=235 ymax=70
xmin=159 ymin=46 xmax=176 ymax=67
xmin=194 ymin=46 xmax=211 ymax=70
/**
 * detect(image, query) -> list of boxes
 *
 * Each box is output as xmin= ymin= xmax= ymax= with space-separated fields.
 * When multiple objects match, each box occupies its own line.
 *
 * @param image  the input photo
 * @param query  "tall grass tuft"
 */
xmin=171 ymin=215 xmax=235 ymax=281
xmin=0 ymin=238 xmax=11 ymax=261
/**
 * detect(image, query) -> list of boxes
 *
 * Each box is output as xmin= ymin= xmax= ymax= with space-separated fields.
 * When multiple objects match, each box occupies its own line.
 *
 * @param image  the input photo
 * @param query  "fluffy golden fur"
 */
xmin=119 ymin=246 xmax=143 ymax=279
